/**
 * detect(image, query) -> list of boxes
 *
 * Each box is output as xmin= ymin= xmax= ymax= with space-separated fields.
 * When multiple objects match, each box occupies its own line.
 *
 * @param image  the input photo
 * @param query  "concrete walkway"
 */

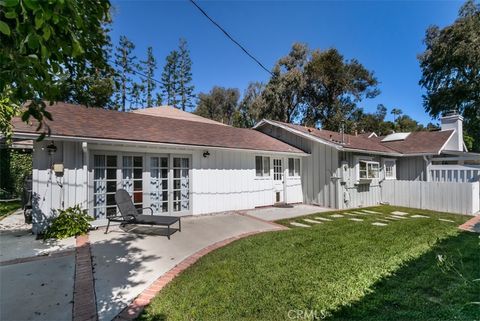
xmin=244 ymin=204 xmax=330 ymax=221
xmin=89 ymin=212 xmax=282 ymax=321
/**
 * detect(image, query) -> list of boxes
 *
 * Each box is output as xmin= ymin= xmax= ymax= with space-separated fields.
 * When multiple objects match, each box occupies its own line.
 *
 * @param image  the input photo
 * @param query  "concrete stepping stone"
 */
xmin=303 ymin=219 xmax=323 ymax=224
xmin=372 ymin=222 xmax=388 ymax=226
xmin=349 ymin=218 xmax=364 ymax=222
xmin=386 ymin=216 xmax=401 ymax=220
xmin=391 ymin=215 xmax=407 ymax=219
xmin=314 ymin=217 xmax=332 ymax=221
xmin=353 ymin=211 xmax=369 ymax=215
xmin=391 ymin=211 xmax=408 ymax=216
xmin=344 ymin=213 xmax=358 ymax=216
xmin=438 ymin=218 xmax=455 ymax=223
xmin=362 ymin=210 xmax=380 ymax=214
xmin=290 ymin=222 xmax=311 ymax=227
xmin=411 ymin=215 xmax=429 ymax=218
xmin=329 ymin=214 xmax=344 ymax=218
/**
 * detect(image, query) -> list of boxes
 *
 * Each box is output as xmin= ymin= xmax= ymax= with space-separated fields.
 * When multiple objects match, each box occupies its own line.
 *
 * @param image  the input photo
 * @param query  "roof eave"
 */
xmin=13 ymin=132 xmax=310 ymax=156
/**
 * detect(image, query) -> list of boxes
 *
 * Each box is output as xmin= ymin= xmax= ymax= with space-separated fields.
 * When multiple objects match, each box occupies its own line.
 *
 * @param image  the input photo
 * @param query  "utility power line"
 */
xmin=188 ymin=0 xmax=273 ymax=76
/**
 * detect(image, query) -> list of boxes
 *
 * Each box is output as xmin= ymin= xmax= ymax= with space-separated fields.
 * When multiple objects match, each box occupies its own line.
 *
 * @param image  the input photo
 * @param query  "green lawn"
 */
xmin=0 ymin=201 xmax=22 ymax=219
xmin=139 ymin=206 xmax=479 ymax=321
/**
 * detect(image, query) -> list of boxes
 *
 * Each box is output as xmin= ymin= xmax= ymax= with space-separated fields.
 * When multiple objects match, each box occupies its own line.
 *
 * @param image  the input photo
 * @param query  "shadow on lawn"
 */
xmin=326 ymin=232 xmax=480 ymax=321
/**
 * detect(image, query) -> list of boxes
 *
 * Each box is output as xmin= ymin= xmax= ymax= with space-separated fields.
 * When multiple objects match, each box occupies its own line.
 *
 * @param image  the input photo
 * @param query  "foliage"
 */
xmin=195 ymin=87 xmax=240 ymax=125
xmin=161 ymin=39 xmax=195 ymax=110
xmin=141 ymin=46 xmax=157 ymax=107
xmin=0 ymin=148 xmax=31 ymax=197
xmin=234 ymin=82 xmax=266 ymax=128
xmin=0 ymin=201 xmax=22 ymax=218
xmin=418 ymin=0 xmax=480 ymax=152
xmin=304 ymin=48 xmax=380 ymax=131
xmin=44 ymin=205 xmax=92 ymax=239
xmin=113 ymin=35 xmax=139 ymax=111
xmin=0 ymin=0 xmax=112 ymax=138
xmin=140 ymin=206 xmax=478 ymax=321
xmin=177 ymin=39 xmax=195 ymax=111
xmin=260 ymin=43 xmax=308 ymax=123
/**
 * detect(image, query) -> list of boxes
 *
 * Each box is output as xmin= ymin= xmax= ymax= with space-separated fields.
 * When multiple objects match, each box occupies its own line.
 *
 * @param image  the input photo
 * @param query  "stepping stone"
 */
xmin=349 ymin=218 xmax=364 ymax=222
xmin=377 ymin=219 xmax=390 ymax=223
xmin=353 ymin=211 xmax=369 ymax=215
xmin=290 ymin=222 xmax=310 ymax=227
xmin=391 ymin=211 xmax=408 ymax=216
xmin=372 ymin=222 xmax=388 ymax=226
xmin=314 ymin=217 xmax=332 ymax=221
xmin=411 ymin=215 xmax=429 ymax=218
xmin=344 ymin=213 xmax=358 ymax=216
xmin=362 ymin=210 xmax=380 ymax=214
xmin=391 ymin=215 xmax=407 ymax=219
xmin=438 ymin=218 xmax=455 ymax=223
xmin=303 ymin=219 xmax=323 ymax=224
xmin=330 ymin=214 xmax=344 ymax=218
xmin=386 ymin=216 xmax=401 ymax=220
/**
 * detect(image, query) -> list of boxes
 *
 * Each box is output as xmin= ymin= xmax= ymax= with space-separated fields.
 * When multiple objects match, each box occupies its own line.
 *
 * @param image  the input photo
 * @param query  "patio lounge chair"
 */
xmin=105 ymin=189 xmax=181 ymax=239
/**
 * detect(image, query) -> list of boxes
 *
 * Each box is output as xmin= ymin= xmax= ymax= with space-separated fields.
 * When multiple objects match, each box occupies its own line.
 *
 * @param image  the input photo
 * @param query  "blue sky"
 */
xmin=109 ymin=0 xmax=463 ymax=124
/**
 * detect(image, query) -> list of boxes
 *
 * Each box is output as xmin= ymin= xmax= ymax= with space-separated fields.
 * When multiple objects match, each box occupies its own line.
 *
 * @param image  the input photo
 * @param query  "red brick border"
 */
xmin=459 ymin=215 xmax=480 ymax=233
xmin=114 ymin=227 xmax=286 ymax=320
xmin=73 ymin=234 xmax=97 ymax=321
xmin=0 ymin=249 xmax=74 ymax=266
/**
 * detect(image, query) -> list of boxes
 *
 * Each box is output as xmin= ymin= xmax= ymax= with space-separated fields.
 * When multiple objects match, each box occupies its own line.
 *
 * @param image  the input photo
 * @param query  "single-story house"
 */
xmin=10 ymin=103 xmax=478 ymax=232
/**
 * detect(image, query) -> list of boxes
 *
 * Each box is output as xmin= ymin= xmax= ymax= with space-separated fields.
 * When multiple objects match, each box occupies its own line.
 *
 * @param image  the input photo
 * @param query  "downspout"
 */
xmin=82 ymin=142 xmax=89 ymax=212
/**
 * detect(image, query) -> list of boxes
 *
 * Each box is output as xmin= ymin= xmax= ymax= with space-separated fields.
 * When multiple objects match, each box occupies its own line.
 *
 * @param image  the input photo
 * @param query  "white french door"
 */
xmin=273 ymin=158 xmax=284 ymax=203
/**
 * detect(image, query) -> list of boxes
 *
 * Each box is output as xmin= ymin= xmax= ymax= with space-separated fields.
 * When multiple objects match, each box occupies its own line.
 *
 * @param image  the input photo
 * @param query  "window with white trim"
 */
xmin=384 ymin=159 xmax=396 ymax=180
xmin=359 ymin=160 xmax=379 ymax=179
xmin=255 ymin=156 xmax=270 ymax=177
xmin=288 ymin=158 xmax=300 ymax=176
xmin=122 ymin=156 xmax=143 ymax=209
xmin=93 ymin=155 xmax=118 ymax=219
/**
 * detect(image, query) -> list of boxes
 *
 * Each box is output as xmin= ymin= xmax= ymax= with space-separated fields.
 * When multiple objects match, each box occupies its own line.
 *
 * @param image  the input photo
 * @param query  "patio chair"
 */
xmin=105 ymin=189 xmax=181 ymax=239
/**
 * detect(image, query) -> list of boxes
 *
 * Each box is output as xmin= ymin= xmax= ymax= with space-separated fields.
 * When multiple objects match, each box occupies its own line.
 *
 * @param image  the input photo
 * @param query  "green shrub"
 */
xmin=44 ymin=205 xmax=93 ymax=239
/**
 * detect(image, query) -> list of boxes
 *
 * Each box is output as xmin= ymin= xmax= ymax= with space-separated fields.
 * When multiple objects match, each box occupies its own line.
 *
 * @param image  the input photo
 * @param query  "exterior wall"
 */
xmin=396 ymin=156 xmax=427 ymax=181
xmin=31 ymin=139 xmax=304 ymax=230
xmin=256 ymin=124 xmax=339 ymax=208
xmin=32 ymin=140 xmax=86 ymax=233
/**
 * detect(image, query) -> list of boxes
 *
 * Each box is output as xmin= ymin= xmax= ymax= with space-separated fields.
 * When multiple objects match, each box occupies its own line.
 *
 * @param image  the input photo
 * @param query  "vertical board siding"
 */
xmin=256 ymin=123 xmax=339 ymax=208
xmin=381 ymin=180 xmax=480 ymax=215
xmin=397 ymin=157 xmax=426 ymax=181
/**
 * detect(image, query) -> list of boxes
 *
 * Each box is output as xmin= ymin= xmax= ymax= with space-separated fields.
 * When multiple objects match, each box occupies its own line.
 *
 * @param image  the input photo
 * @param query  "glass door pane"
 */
xmin=173 ymin=157 xmax=189 ymax=212
xmin=150 ymin=156 xmax=169 ymax=214
xmin=122 ymin=156 xmax=143 ymax=209
xmin=93 ymin=155 xmax=117 ymax=219
xmin=273 ymin=159 xmax=283 ymax=181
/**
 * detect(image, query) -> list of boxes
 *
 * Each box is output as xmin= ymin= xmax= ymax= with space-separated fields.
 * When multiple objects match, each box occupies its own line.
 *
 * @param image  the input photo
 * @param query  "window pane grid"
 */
xmin=150 ymin=157 xmax=169 ymax=214
xmin=122 ymin=156 xmax=143 ymax=208
xmin=173 ymin=157 xmax=189 ymax=212
xmin=93 ymin=155 xmax=117 ymax=219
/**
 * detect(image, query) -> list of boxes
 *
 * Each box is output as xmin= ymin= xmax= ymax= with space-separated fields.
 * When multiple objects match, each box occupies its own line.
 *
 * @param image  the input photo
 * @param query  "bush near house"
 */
xmin=0 ymin=148 xmax=32 ymax=198
xmin=44 ymin=205 xmax=93 ymax=239
xmin=0 ymin=200 xmax=22 ymax=219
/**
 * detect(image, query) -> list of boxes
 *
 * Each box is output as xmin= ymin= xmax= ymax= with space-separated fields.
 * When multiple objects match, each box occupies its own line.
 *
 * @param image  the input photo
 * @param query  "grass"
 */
xmin=0 ymin=200 xmax=22 ymax=219
xmin=139 ymin=206 xmax=479 ymax=321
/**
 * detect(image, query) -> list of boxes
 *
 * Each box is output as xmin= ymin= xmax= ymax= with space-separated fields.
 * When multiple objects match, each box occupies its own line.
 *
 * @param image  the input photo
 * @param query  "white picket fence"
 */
xmin=429 ymin=165 xmax=480 ymax=183
xmin=381 ymin=180 xmax=480 ymax=215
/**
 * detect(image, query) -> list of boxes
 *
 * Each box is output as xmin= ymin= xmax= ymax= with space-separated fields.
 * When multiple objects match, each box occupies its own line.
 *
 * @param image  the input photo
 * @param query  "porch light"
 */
xmin=203 ymin=151 xmax=210 ymax=158
xmin=46 ymin=142 xmax=57 ymax=155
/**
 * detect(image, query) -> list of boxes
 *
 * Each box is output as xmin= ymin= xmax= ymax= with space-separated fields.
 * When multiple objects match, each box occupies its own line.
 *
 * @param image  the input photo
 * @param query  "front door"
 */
xmin=273 ymin=158 xmax=284 ymax=203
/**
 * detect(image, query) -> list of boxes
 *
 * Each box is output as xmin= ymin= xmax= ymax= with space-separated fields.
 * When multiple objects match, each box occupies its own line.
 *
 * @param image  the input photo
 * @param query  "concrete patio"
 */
xmin=244 ymin=204 xmax=331 ymax=221
xmin=89 ymin=212 xmax=283 ymax=321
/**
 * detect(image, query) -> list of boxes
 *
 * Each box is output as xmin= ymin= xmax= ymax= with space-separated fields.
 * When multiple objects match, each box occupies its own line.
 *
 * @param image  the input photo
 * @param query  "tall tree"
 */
xmin=194 ymin=87 xmax=240 ymax=125
xmin=129 ymin=83 xmax=146 ymax=109
xmin=303 ymin=48 xmax=379 ymax=131
xmin=140 ymin=46 xmax=157 ymax=107
xmin=161 ymin=50 xmax=180 ymax=106
xmin=0 ymin=0 xmax=112 ymax=140
xmin=235 ymin=82 xmax=266 ymax=128
xmin=113 ymin=36 xmax=138 ymax=112
xmin=391 ymin=108 xmax=403 ymax=123
xmin=177 ymin=39 xmax=195 ymax=111
xmin=260 ymin=43 xmax=308 ymax=123
xmin=418 ymin=0 xmax=480 ymax=151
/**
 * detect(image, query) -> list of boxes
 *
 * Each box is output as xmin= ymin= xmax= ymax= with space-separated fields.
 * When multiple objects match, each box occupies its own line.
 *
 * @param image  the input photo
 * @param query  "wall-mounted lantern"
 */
xmin=46 ymin=142 xmax=57 ymax=155
xmin=203 ymin=151 xmax=210 ymax=158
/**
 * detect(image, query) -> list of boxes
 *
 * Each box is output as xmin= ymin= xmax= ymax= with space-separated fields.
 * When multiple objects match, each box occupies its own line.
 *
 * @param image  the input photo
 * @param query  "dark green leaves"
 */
xmin=0 ymin=21 xmax=11 ymax=35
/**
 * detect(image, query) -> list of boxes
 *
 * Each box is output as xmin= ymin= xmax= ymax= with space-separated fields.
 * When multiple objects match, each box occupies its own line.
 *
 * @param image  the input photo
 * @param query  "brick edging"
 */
xmin=459 ymin=215 xmax=480 ymax=232
xmin=73 ymin=234 xmax=97 ymax=321
xmin=114 ymin=228 xmax=284 ymax=320
xmin=0 ymin=249 xmax=74 ymax=267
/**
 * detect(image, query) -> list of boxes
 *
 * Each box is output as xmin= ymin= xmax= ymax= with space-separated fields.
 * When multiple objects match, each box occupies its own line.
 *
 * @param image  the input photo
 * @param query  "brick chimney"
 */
xmin=440 ymin=111 xmax=464 ymax=151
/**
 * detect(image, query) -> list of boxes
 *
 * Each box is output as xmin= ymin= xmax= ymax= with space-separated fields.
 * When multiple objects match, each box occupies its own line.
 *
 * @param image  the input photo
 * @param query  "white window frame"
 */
xmin=383 ymin=158 xmax=397 ymax=180
xmin=255 ymin=156 xmax=271 ymax=177
xmin=288 ymin=158 xmax=301 ymax=177
xmin=357 ymin=159 xmax=380 ymax=181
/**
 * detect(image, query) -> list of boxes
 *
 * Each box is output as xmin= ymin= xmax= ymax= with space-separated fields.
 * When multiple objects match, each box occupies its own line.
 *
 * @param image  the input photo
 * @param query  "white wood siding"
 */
xmin=396 ymin=156 xmax=427 ymax=181
xmin=30 ymin=140 xmax=304 ymax=230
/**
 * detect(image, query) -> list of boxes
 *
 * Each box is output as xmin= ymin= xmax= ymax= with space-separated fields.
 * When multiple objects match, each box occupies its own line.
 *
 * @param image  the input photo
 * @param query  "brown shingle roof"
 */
xmin=12 ymin=103 xmax=304 ymax=154
xmin=265 ymin=120 xmax=454 ymax=155
xmin=132 ymin=106 xmax=229 ymax=126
